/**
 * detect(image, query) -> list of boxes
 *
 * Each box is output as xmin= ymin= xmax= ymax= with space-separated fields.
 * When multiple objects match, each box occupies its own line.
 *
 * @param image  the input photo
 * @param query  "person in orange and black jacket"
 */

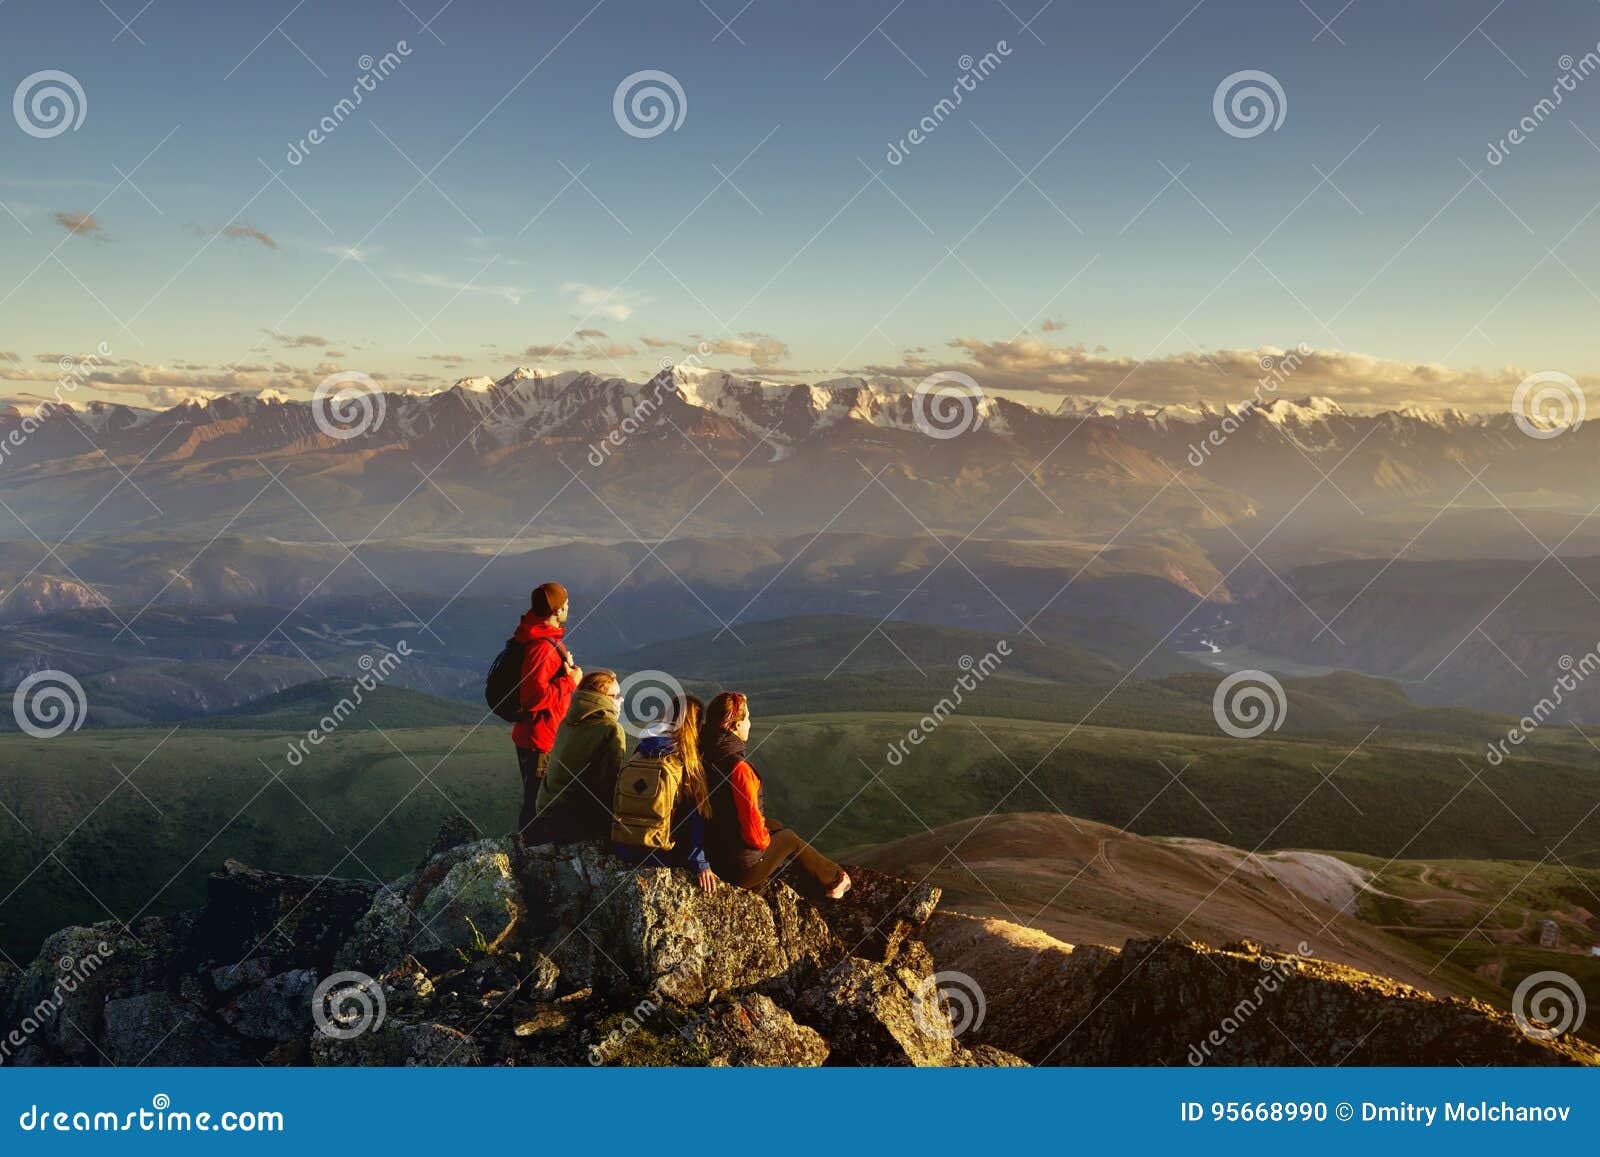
xmin=699 ymin=691 xmax=852 ymax=900
xmin=510 ymin=582 xmax=581 ymax=844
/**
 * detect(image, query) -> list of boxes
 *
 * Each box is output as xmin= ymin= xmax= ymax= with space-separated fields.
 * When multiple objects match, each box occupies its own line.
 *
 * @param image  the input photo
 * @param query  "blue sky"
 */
xmin=3 ymin=0 xmax=1600 ymax=411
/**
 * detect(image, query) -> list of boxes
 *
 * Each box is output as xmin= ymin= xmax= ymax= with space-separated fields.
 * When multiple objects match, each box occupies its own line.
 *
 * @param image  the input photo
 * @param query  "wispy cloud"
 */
xmin=400 ymin=270 xmax=526 ymax=305
xmin=856 ymin=336 xmax=1557 ymax=412
xmin=53 ymin=210 xmax=102 ymax=237
xmin=218 ymin=223 xmax=277 ymax=249
xmin=265 ymin=330 xmax=330 ymax=348
xmin=689 ymin=332 xmax=790 ymax=369
xmin=561 ymin=282 xmax=643 ymax=321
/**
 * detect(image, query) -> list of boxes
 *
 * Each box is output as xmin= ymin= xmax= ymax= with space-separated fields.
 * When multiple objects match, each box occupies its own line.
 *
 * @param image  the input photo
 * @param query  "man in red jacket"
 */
xmin=512 ymin=582 xmax=582 ymax=845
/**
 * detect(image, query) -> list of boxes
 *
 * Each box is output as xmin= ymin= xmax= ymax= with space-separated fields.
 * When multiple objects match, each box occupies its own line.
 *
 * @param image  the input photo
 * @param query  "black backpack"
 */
xmin=485 ymin=636 xmax=568 ymax=723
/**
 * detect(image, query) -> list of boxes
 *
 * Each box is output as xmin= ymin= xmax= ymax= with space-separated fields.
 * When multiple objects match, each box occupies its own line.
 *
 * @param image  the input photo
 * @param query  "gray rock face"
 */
xmin=797 ymin=942 xmax=956 ymax=1067
xmin=684 ymin=994 xmax=829 ymax=1066
xmin=5 ymin=918 xmax=184 ymax=1064
xmin=413 ymin=841 xmax=524 ymax=960
xmin=103 ymin=992 xmax=252 ymax=1066
xmin=220 ymin=969 xmax=318 ymax=1041
xmin=335 ymin=839 xmax=523 ymax=974
xmin=310 ymin=1019 xmax=481 ymax=1067
xmin=519 ymin=842 xmax=837 ymax=1005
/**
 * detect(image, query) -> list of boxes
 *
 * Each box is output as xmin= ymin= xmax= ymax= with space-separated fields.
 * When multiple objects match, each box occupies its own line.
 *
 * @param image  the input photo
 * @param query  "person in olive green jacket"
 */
xmin=529 ymin=670 xmax=626 ymax=844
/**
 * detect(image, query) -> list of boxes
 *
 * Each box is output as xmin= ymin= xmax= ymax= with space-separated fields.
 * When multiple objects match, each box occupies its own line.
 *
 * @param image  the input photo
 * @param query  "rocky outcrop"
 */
xmin=921 ymin=913 xmax=1600 ymax=1067
xmin=2 ymin=825 xmax=973 ymax=1067
xmin=5 ymin=823 xmax=1594 ymax=1068
xmin=683 ymin=995 xmax=830 ymax=1066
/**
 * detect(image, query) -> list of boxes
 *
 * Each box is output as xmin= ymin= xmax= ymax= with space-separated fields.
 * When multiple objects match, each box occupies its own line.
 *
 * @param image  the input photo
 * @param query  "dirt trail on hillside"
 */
xmin=855 ymin=812 xmax=1474 ymax=1001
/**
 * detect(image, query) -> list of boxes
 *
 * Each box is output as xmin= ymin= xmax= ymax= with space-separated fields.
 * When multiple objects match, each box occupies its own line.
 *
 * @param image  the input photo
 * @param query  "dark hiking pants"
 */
xmin=723 ymin=821 xmax=843 ymax=898
xmin=516 ymin=747 xmax=549 ymax=843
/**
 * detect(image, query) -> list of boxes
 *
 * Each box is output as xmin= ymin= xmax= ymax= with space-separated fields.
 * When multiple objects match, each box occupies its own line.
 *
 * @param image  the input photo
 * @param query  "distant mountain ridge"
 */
xmin=2 ymin=365 xmax=1557 ymax=458
xmin=0 ymin=363 xmax=1586 ymax=555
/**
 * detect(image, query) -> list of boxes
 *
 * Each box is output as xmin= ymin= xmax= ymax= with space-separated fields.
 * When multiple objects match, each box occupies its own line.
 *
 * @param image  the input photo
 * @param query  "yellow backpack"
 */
xmin=611 ymin=753 xmax=684 ymax=849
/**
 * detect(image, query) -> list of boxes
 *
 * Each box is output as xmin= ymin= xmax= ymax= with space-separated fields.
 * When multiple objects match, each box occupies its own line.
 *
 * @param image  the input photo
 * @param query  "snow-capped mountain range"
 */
xmin=0 ymin=364 xmax=1583 ymax=542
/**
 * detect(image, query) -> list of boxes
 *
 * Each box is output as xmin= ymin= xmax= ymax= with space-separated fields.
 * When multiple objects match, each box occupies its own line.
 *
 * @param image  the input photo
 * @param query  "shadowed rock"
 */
xmin=7 ymin=817 xmax=1589 ymax=1068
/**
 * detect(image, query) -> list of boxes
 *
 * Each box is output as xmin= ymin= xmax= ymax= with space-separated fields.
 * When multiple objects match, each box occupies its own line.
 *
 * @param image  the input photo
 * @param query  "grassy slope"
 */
xmin=4 ymin=708 xmax=1598 ymax=959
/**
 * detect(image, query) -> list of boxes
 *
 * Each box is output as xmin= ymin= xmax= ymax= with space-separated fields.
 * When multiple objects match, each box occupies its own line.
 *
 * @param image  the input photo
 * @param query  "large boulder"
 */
xmin=4 ymin=916 xmax=189 ymax=1065
xmin=518 ymin=842 xmax=836 ymax=1004
xmin=103 ymin=992 xmax=252 ymax=1066
xmin=336 ymin=839 xmax=523 ymax=974
xmin=796 ymin=941 xmax=956 ymax=1066
xmin=683 ymin=994 xmax=829 ymax=1066
xmin=219 ymin=969 xmax=319 ymax=1042
xmin=195 ymin=860 xmax=377 ymax=970
xmin=413 ymin=840 xmax=524 ymax=960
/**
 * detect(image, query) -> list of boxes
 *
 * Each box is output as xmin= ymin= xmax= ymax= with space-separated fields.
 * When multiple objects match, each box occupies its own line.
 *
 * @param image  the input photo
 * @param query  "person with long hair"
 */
xmin=612 ymin=694 xmax=717 ymax=893
xmin=699 ymin=691 xmax=851 ymax=900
